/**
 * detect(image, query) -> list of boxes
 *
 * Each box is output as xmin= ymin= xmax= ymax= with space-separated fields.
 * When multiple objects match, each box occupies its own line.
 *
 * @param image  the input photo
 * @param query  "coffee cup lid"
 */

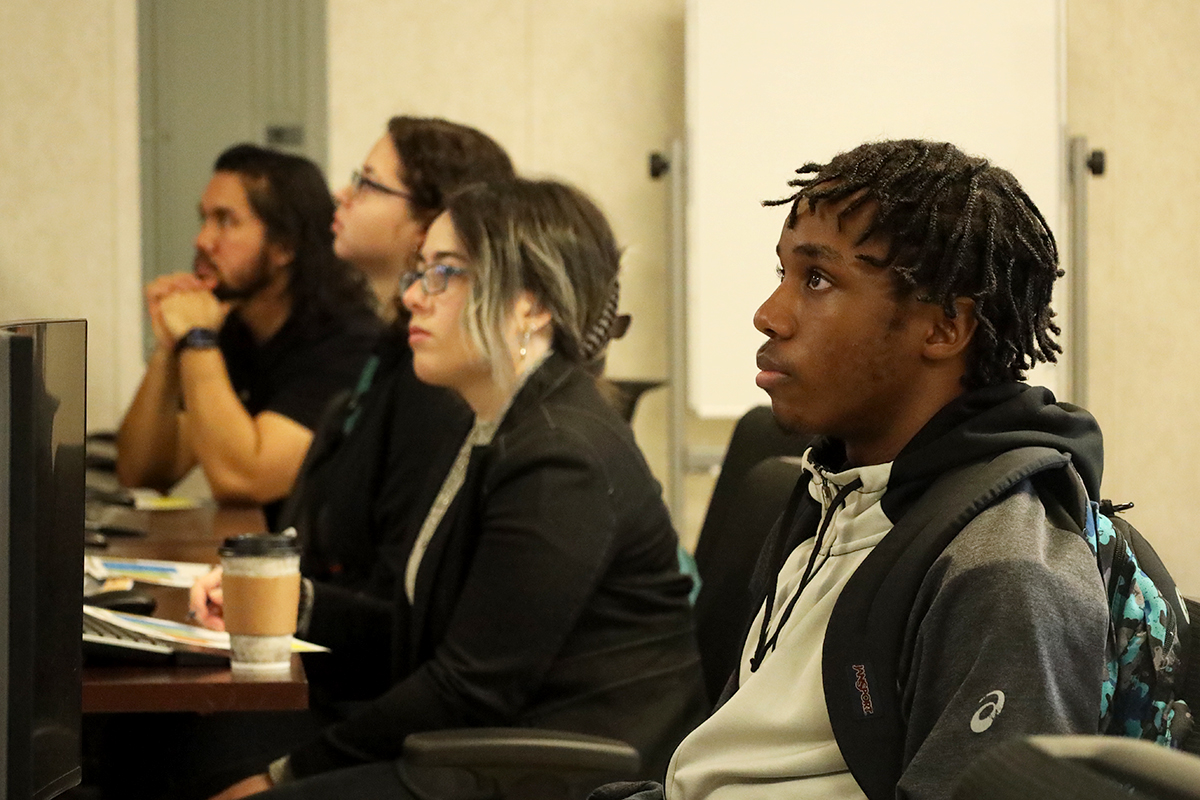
xmin=219 ymin=532 xmax=300 ymax=557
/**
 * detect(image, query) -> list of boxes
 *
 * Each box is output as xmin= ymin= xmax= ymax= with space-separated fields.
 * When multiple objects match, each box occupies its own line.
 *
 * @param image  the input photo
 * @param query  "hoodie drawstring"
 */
xmin=749 ymin=476 xmax=863 ymax=673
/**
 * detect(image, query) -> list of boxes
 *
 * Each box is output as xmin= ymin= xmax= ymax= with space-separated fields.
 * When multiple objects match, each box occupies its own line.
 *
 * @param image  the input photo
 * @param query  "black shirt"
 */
xmin=218 ymin=308 xmax=381 ymax=526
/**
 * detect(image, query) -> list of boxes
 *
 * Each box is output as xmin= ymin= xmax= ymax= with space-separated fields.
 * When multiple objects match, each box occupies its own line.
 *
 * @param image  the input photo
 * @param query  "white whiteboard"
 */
xmin=685 ymin=0 xmax=1065 ymax=418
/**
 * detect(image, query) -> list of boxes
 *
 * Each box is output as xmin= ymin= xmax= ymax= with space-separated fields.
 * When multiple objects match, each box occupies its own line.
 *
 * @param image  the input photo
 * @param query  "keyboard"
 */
xmin=83 ymin=609 xmax=229 ymax=667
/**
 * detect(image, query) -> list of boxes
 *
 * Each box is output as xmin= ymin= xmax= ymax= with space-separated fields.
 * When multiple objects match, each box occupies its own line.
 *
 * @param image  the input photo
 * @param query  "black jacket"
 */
xmin=280 ymin=328 xmax=471 ymax=601
xmin=293 ymin=353 xmax=708 ymax=781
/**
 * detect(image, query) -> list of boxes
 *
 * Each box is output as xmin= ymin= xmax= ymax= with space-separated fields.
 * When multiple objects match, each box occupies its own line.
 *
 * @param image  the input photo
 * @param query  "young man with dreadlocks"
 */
xmin=596 ymin=139 xmax=1110 ymax=800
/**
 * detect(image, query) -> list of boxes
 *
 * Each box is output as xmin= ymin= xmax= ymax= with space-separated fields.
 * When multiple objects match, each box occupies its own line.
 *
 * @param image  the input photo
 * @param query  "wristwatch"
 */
xmin=174 ymin=327 xmax=219 ymax=354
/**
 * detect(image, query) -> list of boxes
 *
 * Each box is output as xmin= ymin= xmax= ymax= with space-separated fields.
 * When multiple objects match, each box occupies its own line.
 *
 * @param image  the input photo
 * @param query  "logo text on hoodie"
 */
xmin=848 ymin=663 xmax=876 ymax=718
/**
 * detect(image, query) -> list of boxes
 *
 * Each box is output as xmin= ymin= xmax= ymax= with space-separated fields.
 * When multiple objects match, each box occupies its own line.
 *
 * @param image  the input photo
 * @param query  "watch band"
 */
xmin=174 ymin=327 xmax=220 ymax=354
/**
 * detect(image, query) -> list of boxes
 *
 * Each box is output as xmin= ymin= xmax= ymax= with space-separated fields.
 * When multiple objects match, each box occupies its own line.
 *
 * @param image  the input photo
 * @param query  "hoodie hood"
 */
xmin=808 ymin=383 xmax=1102 ymax=525
xmin=878 ymin=382 xmax=1103 ymax=522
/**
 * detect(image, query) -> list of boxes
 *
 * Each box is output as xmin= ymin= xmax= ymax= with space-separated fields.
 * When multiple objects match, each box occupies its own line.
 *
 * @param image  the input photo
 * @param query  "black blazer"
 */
xmin=295 ymin=353 xmax=708 ymax=781
xmin=280 ymin=328 xmax=471 ymax=601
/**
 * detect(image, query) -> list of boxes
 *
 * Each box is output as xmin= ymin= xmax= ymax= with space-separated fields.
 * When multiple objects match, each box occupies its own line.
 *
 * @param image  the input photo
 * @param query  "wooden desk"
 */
xmin=83 ymin=658 xmax=309 ymax=714
xmin=82 ymin=502 xmax=309 ymax=714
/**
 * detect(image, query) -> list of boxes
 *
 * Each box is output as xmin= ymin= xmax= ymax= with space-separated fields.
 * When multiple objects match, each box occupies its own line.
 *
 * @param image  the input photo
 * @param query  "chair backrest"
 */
xmin=692 ymin=406 xmax=812 ymax=704
xmin=607 ymin=379 xmax=665 ymax=423
xmin=954 ymin=735 xmax=1200 ymax=800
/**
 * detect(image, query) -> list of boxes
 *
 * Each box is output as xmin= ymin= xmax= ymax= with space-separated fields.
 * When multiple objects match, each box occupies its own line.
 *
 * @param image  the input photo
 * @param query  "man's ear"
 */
xmin=268 ymin=241 xmax=294 ymax=271
xmin=924 ymin=297 xmax=977 ymax=361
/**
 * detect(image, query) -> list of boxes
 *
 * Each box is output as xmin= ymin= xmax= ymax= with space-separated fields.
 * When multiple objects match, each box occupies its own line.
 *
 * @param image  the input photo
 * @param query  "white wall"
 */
xmin=1069 ymin=0 xmax=1200 ymax=594
xmin=0 ymin=0 xmax=142 ymax=431
xmin=0 ymin=0 xmax=683 ymax=481
xmin=0 ymin=0 xmax=684 ymax=460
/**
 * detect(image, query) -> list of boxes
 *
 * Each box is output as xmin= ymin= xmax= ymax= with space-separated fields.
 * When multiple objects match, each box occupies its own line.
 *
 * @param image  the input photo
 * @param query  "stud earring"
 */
xmin=519 ymin=328 xmax=531 ymax=360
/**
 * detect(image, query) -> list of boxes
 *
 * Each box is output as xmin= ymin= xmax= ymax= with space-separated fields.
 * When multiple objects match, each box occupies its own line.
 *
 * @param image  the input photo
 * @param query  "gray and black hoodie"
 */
xmin=664 ymin=383 xmax=1109 ymax=800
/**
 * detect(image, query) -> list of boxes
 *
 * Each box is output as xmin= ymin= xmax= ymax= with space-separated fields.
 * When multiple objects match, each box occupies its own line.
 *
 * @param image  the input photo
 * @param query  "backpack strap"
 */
xmin=822 ymin=446 xmax=1071 ymax=800
xmin=1101 ymin=510 xmax=1192 ymax=665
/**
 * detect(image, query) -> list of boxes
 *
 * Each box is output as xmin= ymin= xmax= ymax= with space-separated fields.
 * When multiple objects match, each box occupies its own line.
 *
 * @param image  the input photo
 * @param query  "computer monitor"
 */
xmin=0 ymin=319 xmax=86 ymax=799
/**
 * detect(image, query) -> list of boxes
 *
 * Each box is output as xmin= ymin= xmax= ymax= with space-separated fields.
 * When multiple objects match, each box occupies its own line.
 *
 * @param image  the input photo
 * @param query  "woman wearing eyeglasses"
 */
xmin=330 ymin=118 xmax=514 ymax=320
xmin=210 ymin=179 xmax=707 ymax=800
xmin=191 ymin=117 xmax=513 ymax=650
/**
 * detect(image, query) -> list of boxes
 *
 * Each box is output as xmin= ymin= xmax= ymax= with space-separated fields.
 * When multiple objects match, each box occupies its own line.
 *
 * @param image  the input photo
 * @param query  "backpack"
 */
xmin=819 ymin=446 xmax=1193 ymax=800
xmin=1088 ymin=498 xmax=1191 ymax=743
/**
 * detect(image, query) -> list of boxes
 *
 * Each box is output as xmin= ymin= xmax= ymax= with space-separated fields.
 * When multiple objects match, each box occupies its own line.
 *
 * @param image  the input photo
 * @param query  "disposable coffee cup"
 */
xmin=219 ymin=533 xmax=301 ymax=674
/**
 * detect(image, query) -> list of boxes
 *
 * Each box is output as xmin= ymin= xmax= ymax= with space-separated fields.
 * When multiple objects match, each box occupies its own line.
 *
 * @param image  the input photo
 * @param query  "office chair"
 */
xmin=85 ymin=430 xmax=118 ymax=472
xmin=692 ymin=454 xmax=806 ymax=703
xmin=607 ymin=379 xmax=665 ymax=424
xmin=402 ymin=729 xmax=639 ymax=800
xmin=692 ymin=406 xmax=810 ymax=559
xmin=692 ymin=406 xmax=813 ymax=702
xmin=953 ymin=735 xmax=1200 ymax=800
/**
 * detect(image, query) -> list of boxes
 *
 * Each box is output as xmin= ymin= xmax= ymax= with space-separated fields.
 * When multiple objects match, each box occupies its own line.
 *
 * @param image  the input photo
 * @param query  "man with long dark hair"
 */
xmin=116 ymin=144 xmax=379 ymax=525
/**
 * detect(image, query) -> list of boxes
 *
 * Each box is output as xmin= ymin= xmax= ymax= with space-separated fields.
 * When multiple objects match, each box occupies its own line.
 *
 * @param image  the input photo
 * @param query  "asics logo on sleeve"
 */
xmin=970 ymin=690 xmax=1005 ymax=733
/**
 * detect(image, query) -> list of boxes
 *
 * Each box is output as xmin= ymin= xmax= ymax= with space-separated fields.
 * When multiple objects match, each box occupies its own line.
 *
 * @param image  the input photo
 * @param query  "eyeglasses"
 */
xmin=400 ymin=264 xmax=469 ymax=296
xmin=349 ymin=170 xmax=412 ymax=201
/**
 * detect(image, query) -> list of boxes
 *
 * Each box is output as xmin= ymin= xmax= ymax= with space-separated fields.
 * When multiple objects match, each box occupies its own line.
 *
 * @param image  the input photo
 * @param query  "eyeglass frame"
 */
xmin=400 ymin=263 xmax=469 ymax=296
xmin=349 ymin=170 xmax=413 ymax=201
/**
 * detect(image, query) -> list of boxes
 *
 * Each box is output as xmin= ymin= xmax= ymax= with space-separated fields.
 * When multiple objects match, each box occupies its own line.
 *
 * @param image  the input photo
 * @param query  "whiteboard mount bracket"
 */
xmin=1067 ymin=135 xmax=1106 ymax=409
xmin=649 ymin=152 xmax=671 ymax=180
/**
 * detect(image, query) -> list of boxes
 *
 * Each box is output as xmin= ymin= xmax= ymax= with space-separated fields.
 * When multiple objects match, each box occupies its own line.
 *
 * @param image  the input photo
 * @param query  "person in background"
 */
xmin=201 ymin=178 xmax=708 ymax=799
xmin=279 ymin=116 xmax=514 ymax=604
xmin=116 ymin=145 xmax=379 ymax=527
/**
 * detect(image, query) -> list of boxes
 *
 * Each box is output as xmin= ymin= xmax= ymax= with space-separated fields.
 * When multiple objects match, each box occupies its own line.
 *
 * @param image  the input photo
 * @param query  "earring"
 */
xmin=519 ymin=328 xmax=531 ymax=360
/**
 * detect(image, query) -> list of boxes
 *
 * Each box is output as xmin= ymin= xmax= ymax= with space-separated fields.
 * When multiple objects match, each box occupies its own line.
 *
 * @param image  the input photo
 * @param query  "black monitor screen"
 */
xmin=0 ymin=319 xmax=86 ymax=800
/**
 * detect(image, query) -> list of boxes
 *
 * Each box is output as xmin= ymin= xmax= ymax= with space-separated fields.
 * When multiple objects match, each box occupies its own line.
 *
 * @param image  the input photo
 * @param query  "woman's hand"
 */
xmin=208 ymin=773 xmax=273 ymax=800
xmin=189 ymin=566 xmax=226 ymax=631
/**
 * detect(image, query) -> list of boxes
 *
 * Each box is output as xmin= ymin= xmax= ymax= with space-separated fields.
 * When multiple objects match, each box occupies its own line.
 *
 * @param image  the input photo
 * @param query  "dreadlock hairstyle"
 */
xmin=765 ymin=139 xmax=1062 ymax=389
